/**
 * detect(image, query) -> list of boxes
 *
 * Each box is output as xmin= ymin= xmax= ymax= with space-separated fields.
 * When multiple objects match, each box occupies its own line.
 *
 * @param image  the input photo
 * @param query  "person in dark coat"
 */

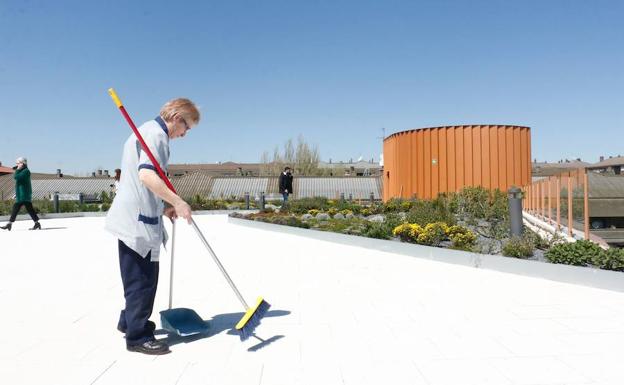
xmin=278 ymin=166 xmax=293 ymax=202
xmin=1 ymin=157 xmax=41 ymax=231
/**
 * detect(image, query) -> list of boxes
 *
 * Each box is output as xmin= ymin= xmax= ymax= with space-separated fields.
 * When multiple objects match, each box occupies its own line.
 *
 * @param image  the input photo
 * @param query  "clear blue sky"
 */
xmin=1 ymin=0 xmax=622 ymax=174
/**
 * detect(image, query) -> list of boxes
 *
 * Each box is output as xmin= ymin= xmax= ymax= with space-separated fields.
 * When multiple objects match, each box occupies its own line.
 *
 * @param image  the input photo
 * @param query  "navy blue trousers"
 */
xmin=117 ymin=240 xmax=159 ymax=346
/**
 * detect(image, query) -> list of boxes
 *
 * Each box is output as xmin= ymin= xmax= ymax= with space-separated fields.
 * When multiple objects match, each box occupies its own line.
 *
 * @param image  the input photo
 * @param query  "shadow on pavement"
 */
xmin=157 ymin=309 xmax=290 ymax=350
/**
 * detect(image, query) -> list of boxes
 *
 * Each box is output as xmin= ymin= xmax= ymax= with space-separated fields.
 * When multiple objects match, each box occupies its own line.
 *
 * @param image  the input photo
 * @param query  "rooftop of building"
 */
xmin=1 ymin=214 xmax=623 ymax=384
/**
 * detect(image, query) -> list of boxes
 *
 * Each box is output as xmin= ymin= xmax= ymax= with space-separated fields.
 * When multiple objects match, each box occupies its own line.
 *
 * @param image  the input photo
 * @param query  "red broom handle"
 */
xmin=108 ymin=88 xmax=177 ymax=194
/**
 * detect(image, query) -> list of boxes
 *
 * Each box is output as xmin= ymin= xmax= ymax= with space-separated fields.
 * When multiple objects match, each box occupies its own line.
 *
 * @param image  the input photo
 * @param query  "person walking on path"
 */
xmin=111 ymin=168 xmax=121 ymax=196
xmin=278 ymin=166 xmax=293 ymax=203
xmin=105 ymin=98 xmax=199 ymax=355
xmin=0 ymin=157 xmax=41 ymax=231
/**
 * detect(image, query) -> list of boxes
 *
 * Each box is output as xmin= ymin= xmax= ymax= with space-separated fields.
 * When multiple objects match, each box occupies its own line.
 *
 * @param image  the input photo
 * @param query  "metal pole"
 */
xmin=168 ymin=221 xmax=176 ymax=310
xmin=556 ymin=178 xmax=561 ymax=229
xmin=260 ymin=192 xmax=265 ymax=211
xmin=244 ymin=192 xmax=250 ymax=210
xmin=508 ymin=187 xmax=523 ymax=237
xmin=53 ymin=192 xmax=60 ymax=213
xmin=547 ymin=177 xmax=552 ymax=223
xmin=542 ymin=180 xmax=546 ymax=218
xmin=191 ymin=218 xmax=249 ymax=309
xmin=567 ymin=174 xmax=573 ymax=237
xmin=583 ymin=169 xmax=589 ymax=240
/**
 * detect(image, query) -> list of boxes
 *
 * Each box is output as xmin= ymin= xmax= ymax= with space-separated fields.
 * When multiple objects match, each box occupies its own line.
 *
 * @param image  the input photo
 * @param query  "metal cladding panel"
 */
xmin=383 ymin=125 xmax=531 ymax=201
xmin=294 ymin=177 xmax=382 ymax=200
xmin=172 ymin=171 xmax=213 ymax=198
xmin=29 ymin=179 xmax=114 ymax=199
xmin=208 ymin=177 xmax=270 ymax=199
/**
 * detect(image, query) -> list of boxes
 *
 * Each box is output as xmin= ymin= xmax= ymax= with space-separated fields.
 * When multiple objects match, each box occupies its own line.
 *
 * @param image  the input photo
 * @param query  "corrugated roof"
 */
xmin=533 ymin=161 xmax=591 ymax=168
xmin=0 ymin=166 xmax=14 ymax=174
xmin=0 ymin=172 xmax=383 ymax=202
xmin=0 ymin=174 xmax=113 ymax=200
xmin=171 ymin=171 xmax=213 ymax=198
xmin=209 ymin=177 xmax=270 ymax=199
xmin=318 ymin=161 xmax=382 ymax=169
xmin=30 ymin=179 xmax=115 ymax=199
xmin=587 ymin=156 xmax=624 ymax=169
xmin=168 ymin=174 xmax=382 ymax=200
xmin=587 ymin=173 xmax=624 ymax=199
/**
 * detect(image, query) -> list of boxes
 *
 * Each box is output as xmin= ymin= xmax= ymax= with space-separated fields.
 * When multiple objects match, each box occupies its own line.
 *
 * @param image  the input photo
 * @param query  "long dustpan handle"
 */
xmin=168 ymin=220 xmax=176 ymax=310
xmin=108 ymin=88 xmax=249 ymax=311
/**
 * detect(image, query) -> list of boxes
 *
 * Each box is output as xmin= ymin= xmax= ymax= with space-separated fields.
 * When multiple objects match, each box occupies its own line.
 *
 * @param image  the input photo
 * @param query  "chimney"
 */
xmin=56 ymin=169 xmax=62 ymax=178
xmin=104 ymin=170 xmax=109 ymax=177
xmin=92 ymin=172 xmax=96 ymax=177
xmin=600 ymin=156 xmax=605 ymax=162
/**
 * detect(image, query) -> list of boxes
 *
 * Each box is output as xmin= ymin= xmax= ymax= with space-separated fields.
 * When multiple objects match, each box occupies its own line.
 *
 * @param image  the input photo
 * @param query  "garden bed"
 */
xmin=230 ymin=188 xmax=624 ymax=273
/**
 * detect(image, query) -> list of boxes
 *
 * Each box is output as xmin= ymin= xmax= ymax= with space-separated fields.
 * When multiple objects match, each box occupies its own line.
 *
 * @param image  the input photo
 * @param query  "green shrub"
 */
xmin=383 ymin=198 xmax=404 ymax=213
xmin=383 ymin=212 xmax=404 ymax=230
xmin=502 ymin=236 xmax=534 ymax=258
xmin=405 ymin=200 xmax=455 ymax=226
xmin=100 ymin=191 xmax=112 ymax=204
xmin=545 ymin=240 xmax=601 ymax=266
xmin=417 ymin=222 xmax=448 ymax=246
xmin=79 ymin=204 xmax=101 ymax=212
xmin=392 ymin=223 xmax=419 ymax=242
xmin=447 ymin=225 xmax=477 ymax=251
xmin=287 ymin=197 xmax=330 ymax=214
xmin=308 ymin=209 xmax=320 ymax=216
xmin=32 ymin=200 xmax=54 ymax=214
xmin=592 ymin=248 xmax=624 ymax=272
xmin=333 ymin=200 xmax=361 ymax=214
xmin=363 ymin=221 xmax=392 ymax=239
xmin=186 ymin=195 xmax=229 ymax=210
xmin=449 ymin=186 xmax=508 ymax=223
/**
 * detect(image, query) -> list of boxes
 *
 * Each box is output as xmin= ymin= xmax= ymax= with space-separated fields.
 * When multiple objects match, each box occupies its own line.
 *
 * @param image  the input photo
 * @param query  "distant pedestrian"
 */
xmin=111 ymin=168 xmax=121 ymax=196
xmin=278 ymin=166 xmax=293 ymax=203
xmin=0 ymin=157 xmax=41 ymax=231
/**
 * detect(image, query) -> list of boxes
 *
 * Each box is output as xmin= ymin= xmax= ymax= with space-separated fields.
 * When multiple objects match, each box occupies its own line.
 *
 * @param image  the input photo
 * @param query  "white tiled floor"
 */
xmin=1 ymin=215 xmax=624 ymax=384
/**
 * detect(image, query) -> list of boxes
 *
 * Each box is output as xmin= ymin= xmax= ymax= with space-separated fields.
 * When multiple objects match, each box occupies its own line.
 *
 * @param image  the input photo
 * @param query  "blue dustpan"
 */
xmin=160 ymin=308 xmax=209 ymax=336
xmin=161 ymin=221 xmax=209 ymax=336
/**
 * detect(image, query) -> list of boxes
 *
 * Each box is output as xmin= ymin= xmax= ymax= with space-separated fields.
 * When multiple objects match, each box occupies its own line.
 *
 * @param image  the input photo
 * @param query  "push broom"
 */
xmin=108 ymin=88 xmax=270 ymax=341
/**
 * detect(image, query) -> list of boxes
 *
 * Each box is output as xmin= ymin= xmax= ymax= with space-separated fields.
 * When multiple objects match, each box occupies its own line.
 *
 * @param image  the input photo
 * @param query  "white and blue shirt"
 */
xmin=105 ymin=116 xmax=170 ymax=261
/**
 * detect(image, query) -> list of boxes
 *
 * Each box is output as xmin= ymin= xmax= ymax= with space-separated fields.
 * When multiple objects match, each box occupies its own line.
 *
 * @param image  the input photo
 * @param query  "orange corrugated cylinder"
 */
xmin=382 ymin=125 xmax=531 ymax=201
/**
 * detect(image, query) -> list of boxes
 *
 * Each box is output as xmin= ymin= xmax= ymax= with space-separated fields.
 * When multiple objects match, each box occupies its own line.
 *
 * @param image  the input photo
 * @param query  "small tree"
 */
xmin=260 ymin=135 xmax=321 ymax=176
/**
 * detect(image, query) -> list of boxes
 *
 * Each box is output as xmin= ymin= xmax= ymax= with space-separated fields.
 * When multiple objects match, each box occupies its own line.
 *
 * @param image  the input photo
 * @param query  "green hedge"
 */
xmin=545 ymin=240 xmax=624 ymax=272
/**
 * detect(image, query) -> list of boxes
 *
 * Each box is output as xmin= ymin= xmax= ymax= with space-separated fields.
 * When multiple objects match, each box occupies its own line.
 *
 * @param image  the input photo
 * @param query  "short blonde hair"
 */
xmin=160 ymin=98 xmax=200 ymax=125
